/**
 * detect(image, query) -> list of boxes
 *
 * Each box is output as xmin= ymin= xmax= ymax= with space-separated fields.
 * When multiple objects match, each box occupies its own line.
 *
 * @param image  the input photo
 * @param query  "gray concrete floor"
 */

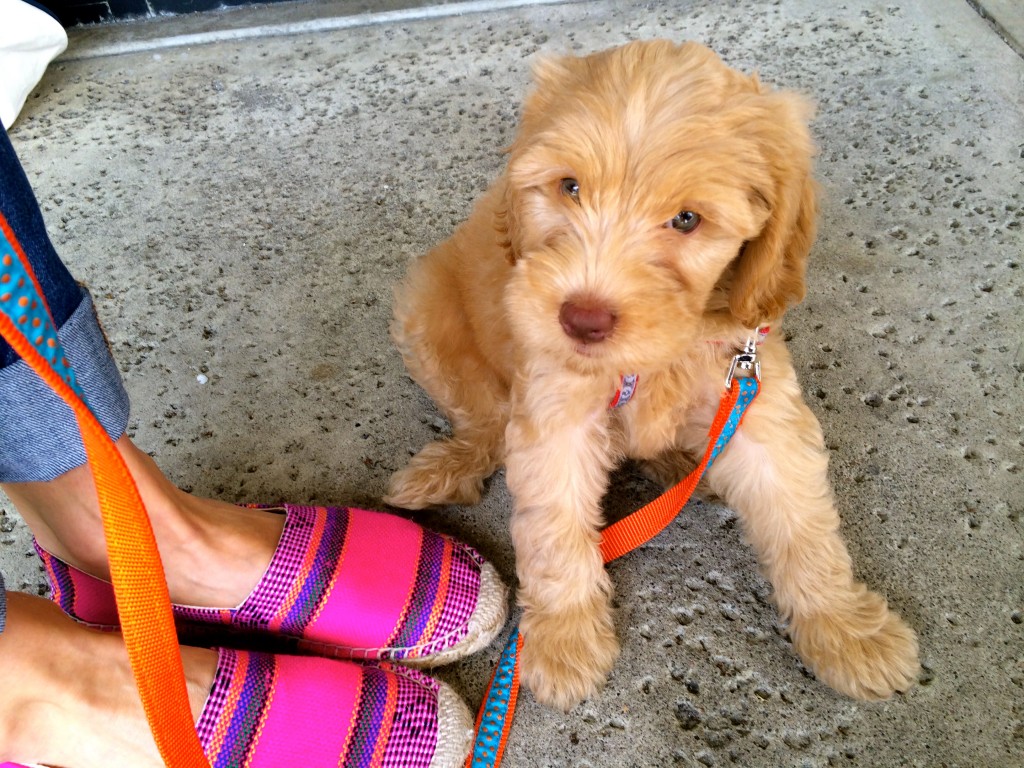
xmin=2 ymin=0 xmax=1022 ymax=765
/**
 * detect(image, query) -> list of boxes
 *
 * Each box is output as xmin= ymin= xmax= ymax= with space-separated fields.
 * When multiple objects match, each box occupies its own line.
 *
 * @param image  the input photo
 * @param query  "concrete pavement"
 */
xmin=2 ymin=0 xmax=1022 ymax=765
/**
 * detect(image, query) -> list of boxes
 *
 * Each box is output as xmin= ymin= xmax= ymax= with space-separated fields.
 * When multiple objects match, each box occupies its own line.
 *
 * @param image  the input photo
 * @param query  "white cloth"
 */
xmin=0 ymin=0 xmax=67 ymax=129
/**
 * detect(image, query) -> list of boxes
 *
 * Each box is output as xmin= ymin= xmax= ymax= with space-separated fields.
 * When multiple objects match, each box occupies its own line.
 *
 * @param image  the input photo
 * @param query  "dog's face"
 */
xmin=498 ymin=40 xmax=817 ymax=376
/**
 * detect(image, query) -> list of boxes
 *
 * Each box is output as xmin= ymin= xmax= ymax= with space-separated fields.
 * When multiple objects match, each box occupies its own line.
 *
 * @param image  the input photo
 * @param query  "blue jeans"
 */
xmin=0 ymin=124 xmax=131 ymax=483
xmin=1 ymin=124 xmax=132 ymax=625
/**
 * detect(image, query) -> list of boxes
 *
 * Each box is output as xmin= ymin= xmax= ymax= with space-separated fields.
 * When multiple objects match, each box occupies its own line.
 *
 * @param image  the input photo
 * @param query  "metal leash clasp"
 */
xmin=725 ymin=332 xmax=761 ymax=388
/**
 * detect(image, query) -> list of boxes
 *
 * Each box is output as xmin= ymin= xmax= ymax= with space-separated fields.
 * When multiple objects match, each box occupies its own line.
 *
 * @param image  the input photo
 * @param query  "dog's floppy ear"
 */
xmin=494 ymin=176 xmax=524 ymax=265
xmin=729 ymin=88 xmax=818 ymax=328
xmin=494 ymin=53 xmax=589 ymax=265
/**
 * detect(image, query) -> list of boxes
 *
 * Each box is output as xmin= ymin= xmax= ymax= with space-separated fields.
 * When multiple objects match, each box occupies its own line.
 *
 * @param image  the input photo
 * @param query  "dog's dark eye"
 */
xmin=560 ymin=178 xmax=580 ymax=201
xmin=668 ymin=211 xmax=701 ymax=233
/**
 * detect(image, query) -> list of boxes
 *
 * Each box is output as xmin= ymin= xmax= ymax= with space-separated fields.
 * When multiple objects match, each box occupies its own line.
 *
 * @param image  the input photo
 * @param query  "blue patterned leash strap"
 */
xmin=468 ymin=349 xmax=762 ymax=767
xmin=0 ymin=224 xmax=86 ymax=404
xmin=466 ymin=626 xmax=522 ymax=767
xmin=599 ymin=375 xmax=759 ymax=563
xmin=1 ymin=213 xmax=212 ymax=766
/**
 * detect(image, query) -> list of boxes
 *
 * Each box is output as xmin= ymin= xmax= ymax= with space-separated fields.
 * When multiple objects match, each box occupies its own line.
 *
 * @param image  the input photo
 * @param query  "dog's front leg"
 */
xmin=505 ymin=376 xmax=620 ymax=711
xmin=701 ymin=365 xmax=920 ymax=700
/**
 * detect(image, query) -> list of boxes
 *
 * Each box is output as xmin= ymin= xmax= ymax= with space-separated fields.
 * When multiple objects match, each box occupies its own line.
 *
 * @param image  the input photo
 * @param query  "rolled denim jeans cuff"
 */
xmin=0 ymin=290 xmax=130 ymax=482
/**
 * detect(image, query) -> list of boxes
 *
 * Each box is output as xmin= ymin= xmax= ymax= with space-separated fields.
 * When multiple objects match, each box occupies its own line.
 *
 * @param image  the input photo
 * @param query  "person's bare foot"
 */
xmin=0 ymin=592 xmax=216 ymax=767
xmin=1 ymin=435 xmax=284 ymax=609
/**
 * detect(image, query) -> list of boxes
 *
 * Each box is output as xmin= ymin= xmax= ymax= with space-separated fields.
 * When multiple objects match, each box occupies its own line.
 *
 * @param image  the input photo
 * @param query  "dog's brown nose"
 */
xmin=559 ymin=301 xmax=617 ymax=343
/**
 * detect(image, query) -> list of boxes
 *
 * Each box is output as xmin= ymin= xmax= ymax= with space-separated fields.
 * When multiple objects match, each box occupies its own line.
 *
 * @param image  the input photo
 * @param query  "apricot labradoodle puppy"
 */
xmin=386 ymin=40 xmax=920 ymax=711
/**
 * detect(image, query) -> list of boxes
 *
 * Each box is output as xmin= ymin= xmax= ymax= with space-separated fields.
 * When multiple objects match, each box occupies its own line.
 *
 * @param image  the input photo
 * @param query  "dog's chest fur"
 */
xmin=607 ymin=355 xmax=725 ymax=462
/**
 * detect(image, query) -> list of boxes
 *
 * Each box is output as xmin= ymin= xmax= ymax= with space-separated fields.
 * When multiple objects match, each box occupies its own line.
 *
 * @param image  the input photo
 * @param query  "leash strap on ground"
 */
xmin=465 ymin=374 xmax=760 ymax=767
xmin=466 ymin=625 xmax=523 ymax=768
xmin=0 ymin=217 xmax=211 ymax=767
xmin=599 ymin=377 xmax=758 ymax=563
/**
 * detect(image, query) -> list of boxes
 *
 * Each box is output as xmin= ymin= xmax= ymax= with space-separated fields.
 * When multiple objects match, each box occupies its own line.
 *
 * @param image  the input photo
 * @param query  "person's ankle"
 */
xmin=1 ymin=436 xmax=193 ymax=580
xmin=0 ymin=592 xmax=216 ymax=767
xmin=2 ymin=464 xmax=109 ymax=577
xmin=114 ymin=439 xmax=284 ymax=608
xmin=7 ymin=433 xmax=284 ymax=608
xmin=0 ymin=594 xmax=133 ymax=765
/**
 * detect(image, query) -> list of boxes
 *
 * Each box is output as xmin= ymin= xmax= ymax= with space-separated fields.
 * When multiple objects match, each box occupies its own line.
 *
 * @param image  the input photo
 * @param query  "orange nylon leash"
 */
xmin=467 ymin=363 xmax=761 ymax=767
xmin=0 ymin=216 xmax=210 ymax=767
xmin=599 ymin=382 xmax=745 ymax=563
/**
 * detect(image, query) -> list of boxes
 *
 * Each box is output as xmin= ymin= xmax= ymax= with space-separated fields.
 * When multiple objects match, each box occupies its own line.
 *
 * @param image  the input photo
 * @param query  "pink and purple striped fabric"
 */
xmin=198 ymin=649 xmax=441 ymax=767
xmin=36 ymin=505 xmax=484 ymax=661
xmin=0 ymin=651 xmax=444 ymax=767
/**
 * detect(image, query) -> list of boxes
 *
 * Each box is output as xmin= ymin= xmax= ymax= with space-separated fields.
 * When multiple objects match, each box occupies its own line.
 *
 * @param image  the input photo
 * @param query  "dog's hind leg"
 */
xmin=385 ymin=262 xmax=510 ymax=509
xmin=385 ymin=416 xmax=506 ymax=509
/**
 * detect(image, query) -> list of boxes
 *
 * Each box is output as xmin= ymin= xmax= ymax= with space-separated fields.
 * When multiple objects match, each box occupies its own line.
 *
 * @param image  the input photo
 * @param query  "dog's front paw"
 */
xmin=789 ymin=588 xmax=920 ymax=700
xmin=519 ymin=603 xmax=620 ymax=711
xmin=385 ymin=439 xmax=490 ymax=509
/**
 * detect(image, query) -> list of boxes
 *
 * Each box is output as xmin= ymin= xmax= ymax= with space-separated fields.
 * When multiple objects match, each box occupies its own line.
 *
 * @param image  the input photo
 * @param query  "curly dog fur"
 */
xmin=387 ymin=40 xmax=919 ymax=710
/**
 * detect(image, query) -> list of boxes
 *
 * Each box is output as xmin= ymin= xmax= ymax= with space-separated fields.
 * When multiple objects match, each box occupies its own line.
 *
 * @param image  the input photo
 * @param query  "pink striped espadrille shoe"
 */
xmin=198 ymin=650 xmax=472 ymax=767
xmin=0 ymin=648 xmax=474 ymax=768
xmin=35 ymin=505 xmax=507 ymax=666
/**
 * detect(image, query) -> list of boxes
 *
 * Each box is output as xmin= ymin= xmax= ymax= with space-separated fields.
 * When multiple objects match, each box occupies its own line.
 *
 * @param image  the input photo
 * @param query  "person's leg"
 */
xmin=0 ymin=123 xmax=283 ymax=607
xmin=3 ymin=439 xmax=286 ymax=608
xmin=0 ymin=125 xmax=506 ymax=658
xmin=0 ymin=112 xmax=128 ymax=476
xmin=0 ymin=588 xmax=216 ymax=766
xmin=0 ymin=588 xmax=474 ymax=767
